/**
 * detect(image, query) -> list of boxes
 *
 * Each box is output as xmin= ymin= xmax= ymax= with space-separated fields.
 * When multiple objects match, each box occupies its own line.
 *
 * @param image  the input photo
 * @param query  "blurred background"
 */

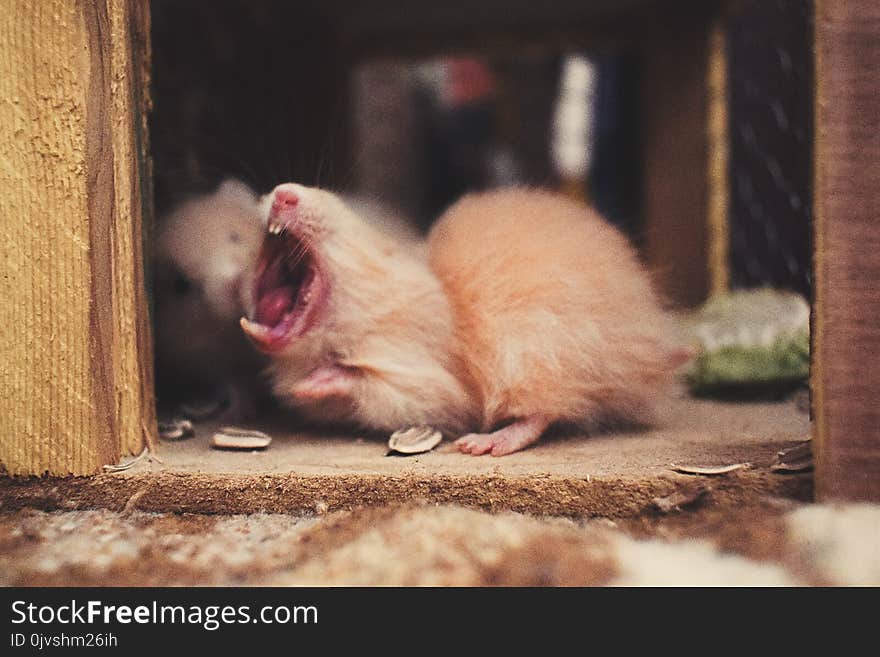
xmin=150 ymin=0 xmax=813 ymax=307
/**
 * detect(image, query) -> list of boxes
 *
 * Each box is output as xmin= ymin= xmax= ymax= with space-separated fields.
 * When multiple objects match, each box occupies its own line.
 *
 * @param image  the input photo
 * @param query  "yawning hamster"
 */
xmin=154 ymin=178 xmax=267 ymax=416
xmin=241 ymin=184 xmax=689 ymax=455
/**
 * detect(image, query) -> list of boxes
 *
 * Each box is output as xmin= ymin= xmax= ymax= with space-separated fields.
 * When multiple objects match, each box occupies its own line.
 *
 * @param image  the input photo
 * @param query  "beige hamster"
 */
xmin=240 ymin=184 xmax=690 ymax=455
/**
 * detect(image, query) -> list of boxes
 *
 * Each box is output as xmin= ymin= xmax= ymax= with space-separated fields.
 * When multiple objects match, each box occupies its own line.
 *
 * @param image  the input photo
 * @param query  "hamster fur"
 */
xmin=154 ymin=178 xmax=267 ymax=414
xmin=241 ymin=184 xmax=689 ymax=455
xmin=429 ymin=189 xmax=690 ymax=454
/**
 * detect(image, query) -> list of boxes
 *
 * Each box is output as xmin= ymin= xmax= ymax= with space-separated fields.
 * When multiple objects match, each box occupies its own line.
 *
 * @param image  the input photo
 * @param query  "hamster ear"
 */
xmin=216 ymin=178 xmax=258 ymax=204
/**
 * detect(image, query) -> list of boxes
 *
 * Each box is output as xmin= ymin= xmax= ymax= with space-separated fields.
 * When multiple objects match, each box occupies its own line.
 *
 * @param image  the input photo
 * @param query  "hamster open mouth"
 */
xmin=240 ymin=231 xmax=327 ymax=352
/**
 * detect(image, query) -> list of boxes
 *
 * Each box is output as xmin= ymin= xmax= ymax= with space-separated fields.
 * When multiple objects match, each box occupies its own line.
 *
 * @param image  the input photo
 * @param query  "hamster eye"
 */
xmin=173 ymin=274 xmax=193 ymax=296
xmin=229 ymin=232 xmax=241 ymax=244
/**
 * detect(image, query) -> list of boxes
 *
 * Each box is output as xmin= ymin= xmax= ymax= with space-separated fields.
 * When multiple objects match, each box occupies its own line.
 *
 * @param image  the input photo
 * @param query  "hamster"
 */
xmin=153 ymin=178 xmax=268 ymax=416
xmin=240 ymin=184 xmax=690 ymax=455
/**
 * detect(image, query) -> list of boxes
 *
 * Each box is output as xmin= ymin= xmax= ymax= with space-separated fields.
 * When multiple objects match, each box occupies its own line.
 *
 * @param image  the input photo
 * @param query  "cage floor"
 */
xmin=0 ymin=392 xmax=836 ymax=586
xmin=0 ymin=390 xmax=811 ymax=517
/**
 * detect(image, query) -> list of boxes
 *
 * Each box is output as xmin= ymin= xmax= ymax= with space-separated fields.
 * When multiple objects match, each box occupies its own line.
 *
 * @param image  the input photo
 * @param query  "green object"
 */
xmin=684 ymin=289 xmax=810 ymax=399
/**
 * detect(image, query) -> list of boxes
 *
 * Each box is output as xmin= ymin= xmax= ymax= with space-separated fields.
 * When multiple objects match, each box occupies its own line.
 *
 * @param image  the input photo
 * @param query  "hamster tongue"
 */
xmin=255 ymin=286 xmax=296 ymax=326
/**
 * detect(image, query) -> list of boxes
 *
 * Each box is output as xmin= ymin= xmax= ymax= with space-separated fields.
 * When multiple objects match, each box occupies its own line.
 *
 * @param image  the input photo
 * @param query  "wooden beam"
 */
xmin=640 ymin=14 xmax=718 ymax=308
xmin=0 ymin=0 xmax=156 ymax=475
xmin=813 ymin=0 xmax=880 ymax=501
xmin=706 ymin=19 xmax=730 ymax=297
xmin=329 ymin=0 xmax=725 ymax=58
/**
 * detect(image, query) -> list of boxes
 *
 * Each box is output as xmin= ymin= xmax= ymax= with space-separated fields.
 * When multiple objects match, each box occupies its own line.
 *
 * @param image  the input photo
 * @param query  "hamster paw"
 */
xmin=454 ymin=415 xmax=549 ymax=457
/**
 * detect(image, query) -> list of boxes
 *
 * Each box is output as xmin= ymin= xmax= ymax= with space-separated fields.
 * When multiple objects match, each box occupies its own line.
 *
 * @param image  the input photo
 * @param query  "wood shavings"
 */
xmin=652 ymin=482 xmax=709 ymax=513
xmin=122 ymin=489 xmax=149 ymax=514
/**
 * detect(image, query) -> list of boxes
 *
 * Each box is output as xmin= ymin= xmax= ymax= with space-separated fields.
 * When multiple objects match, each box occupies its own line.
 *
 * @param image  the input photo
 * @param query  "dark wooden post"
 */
xmin=813 ymin=0 xmax=880 ymax=501
xmin=641 ymin=13 xmax=728 ymax=308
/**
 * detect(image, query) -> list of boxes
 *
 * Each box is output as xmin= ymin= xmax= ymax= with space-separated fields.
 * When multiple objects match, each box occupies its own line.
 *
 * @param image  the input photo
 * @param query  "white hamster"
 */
xmin=153 ymin=179 xmax=268 ymax=417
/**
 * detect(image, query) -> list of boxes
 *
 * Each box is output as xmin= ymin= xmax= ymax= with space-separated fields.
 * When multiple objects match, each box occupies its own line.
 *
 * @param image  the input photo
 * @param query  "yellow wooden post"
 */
xmin=0 ymin=0 xmax=156 ymax=475
xmin=706 ymin=18 xmax=729 ymax=298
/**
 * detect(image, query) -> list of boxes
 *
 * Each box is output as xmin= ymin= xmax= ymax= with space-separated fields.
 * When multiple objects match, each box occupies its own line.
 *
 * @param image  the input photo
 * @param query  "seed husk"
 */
xmin=670 ymin=462 xmax=750 ymax=476
xmin=158 ymin=417 xmax=195 ymax=441
xmin=211 ymin=427 xmax=272 ymax=450
xmin=770 ymin=459 xmax=813 ymax=473
xmin=652 ymin=482 xmax=709 ymax=513
xmin=102 ymin=447 xmax=150 ymax=472
xmin=771 ymin=440 xmax=813 ymax=473
xmin=775 ymin=440 xmax=812 ymax=460
xmin=387 ymin=426 xmax=443 ymax=456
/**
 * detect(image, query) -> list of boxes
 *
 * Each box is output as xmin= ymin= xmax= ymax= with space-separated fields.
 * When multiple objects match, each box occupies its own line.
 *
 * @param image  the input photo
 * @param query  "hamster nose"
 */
xmin=268 ymin=188 xmax=300 ymax=234
xmin=271 ymin=189 xmax=299 ymax=215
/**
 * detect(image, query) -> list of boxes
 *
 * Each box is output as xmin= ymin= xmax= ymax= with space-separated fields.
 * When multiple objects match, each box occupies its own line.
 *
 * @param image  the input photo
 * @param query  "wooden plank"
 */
xmin=0 ymin=0 xmax=155 ymax=475
xmin=813 ymin=0 xmax=880 ymax=501
xmin=706 ymin=19 xmax=730 ymax=297
xmin=640 ymin=14 xmax=715 ymax=308
xmin=329 ymin=0 xmax=724 ymax=57
xmin=0 ymin=469 xmax=812 ymax=518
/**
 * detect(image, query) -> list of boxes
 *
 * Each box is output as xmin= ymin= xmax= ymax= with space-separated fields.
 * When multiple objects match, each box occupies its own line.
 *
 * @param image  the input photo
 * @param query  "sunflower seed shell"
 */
xmin=670 ymin=462 xmax=750 ymax=476
xmin=387 ymin=426 xmax=443 ymax=455
xmin=211 ymin=427 xmax=272 ymax=450
xmin=158 ymin=417 xmax=195 ymax=441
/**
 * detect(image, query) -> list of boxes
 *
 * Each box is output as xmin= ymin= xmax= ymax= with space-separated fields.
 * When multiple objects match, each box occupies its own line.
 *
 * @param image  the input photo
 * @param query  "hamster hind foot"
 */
xmin=454 ymin=415 xmax=549 ymax=457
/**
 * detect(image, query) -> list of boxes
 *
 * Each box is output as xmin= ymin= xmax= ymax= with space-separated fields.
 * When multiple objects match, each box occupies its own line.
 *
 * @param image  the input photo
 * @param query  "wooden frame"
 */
xmin=0 ymin=0 xmax=877 ymax=504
